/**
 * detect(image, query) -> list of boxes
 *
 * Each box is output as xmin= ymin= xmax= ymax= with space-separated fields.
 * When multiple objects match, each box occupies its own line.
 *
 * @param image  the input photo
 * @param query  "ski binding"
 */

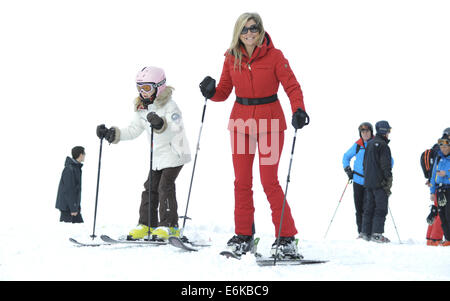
xmin=100 ymin=235 xmax=167 ymax=245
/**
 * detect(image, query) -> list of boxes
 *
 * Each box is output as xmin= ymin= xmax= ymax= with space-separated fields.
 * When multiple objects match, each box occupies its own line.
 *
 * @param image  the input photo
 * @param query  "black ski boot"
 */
xmin=270 ymin=236 xmax=303 ymax=259
xmin=226 ymin=235 xmax=255 ymax=256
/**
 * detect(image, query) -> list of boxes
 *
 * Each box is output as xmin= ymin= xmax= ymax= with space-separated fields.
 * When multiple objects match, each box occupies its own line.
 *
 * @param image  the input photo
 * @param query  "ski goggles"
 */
xmin=438 ymin=139 xmax=450 ymax=146
xmin=359 ymin=127 xmax=371 ymax=133
xmin=241 ymin=24 xmax=260 ymax=35
xmin=136 ymin=83 xmax=155 ymax=93
xmin=136 ymin=78 xmax=166 ymax=94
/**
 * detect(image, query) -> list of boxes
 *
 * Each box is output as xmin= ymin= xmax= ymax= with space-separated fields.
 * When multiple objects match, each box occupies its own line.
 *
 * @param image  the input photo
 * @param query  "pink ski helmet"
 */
xmin=136 ymin=66 xmax=167 ymax=98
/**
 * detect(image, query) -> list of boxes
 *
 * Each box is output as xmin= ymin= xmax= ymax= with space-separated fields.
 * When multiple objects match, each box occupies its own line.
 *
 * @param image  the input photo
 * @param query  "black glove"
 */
xmin=291 ymin=108 xmax=310 ymax=129
xmin=381 ymin=177 xmax=393 ymax=196
xmin=199 ymin=76 xmax=216 ymax=99
xmin=147 ymin=112 xmax=164 ymax=130
xmin=437 ymin=185 xmax=448 ymax=207
xmin=96 ymin=124 xmax=108 ymax=139
xmin=426 ymin=205 xmax=438 ymax=225
xmin=344 ymin=166 xmax=353 ymax=180
xmin=104 ymin=127 xmax=116 ymax=143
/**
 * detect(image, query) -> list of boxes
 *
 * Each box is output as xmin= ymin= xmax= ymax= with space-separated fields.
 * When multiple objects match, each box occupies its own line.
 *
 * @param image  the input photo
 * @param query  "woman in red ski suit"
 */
xmin=199 ymin=12 xmax=309 ymax=257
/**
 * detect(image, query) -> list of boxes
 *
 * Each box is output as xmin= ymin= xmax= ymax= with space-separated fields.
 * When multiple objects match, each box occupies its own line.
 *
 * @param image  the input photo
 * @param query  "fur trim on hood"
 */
xmin=134 ymin=86 xmax=175 ymax=112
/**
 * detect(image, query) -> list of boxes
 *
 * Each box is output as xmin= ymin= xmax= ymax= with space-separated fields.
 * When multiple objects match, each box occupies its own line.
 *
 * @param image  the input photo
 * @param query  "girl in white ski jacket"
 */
xmin=97 ymin=67 xmax=191 ymax=240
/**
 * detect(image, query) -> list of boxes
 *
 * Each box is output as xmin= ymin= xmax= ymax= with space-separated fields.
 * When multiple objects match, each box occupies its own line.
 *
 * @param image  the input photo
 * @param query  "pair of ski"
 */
xmin=69 ymin=235 xmax=208 ymax=251
xmin=70 ymin=236 xmax=327 ymax=266
xmin=167 ymin=237 xmax=328 ymax=266
xmin=69 ymin=235 xmax=163 ymax=247
xmin=220 ymin=250 xmax=327 ymax=266
xmin=219 ymin=238 xmax=328 ymax=266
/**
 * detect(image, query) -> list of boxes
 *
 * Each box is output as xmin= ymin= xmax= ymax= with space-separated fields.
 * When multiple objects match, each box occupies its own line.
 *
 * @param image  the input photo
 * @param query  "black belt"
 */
xmin=353 ymin=171 xmax=364 ymax=178
xmin=236 ymin=94 xmax=278 ymax=105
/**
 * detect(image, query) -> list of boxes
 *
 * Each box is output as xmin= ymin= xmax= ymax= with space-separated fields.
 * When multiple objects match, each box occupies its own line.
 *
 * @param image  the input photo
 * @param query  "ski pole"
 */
xmin=323 ymin=179 xmax=352 ymax=239
xmin=180 ymin=97 xmax=208 ymax=237
xmin=388 ymin=205 xmax=401 ymax=244
xmin=273 ymin=111 xmax=310 ymax=265
xmin=273 ymin=129 xmax=298 ymax=265
xmin=91 ymin=137 xmax=104 ymax=239
xmin=147 ymin=126 xmax=154 ymax=240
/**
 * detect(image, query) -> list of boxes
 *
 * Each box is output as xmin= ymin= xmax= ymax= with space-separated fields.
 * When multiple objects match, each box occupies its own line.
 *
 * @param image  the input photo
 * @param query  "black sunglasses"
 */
xmin=241 ymin=25 xmax=260 ymax=35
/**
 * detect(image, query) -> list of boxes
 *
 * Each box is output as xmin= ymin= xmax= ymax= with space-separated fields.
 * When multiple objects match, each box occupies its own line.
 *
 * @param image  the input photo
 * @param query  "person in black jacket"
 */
xmin=421 ymin=140 xmax=443 ymax=245
xmin=361 ymin=121 xmax=393 ymax=243
xmin=55 ymin=146 xmax=85 ymax=223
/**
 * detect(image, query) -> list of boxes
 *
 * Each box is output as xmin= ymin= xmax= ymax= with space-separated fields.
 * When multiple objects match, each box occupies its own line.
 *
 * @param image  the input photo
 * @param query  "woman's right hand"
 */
xmin=96 ymin=124 xmax=109 ymax=139
xmin=199 ymin=76 xmax=216 ymax=99
xmin=96 ymin=124 xmax=116 ymax=143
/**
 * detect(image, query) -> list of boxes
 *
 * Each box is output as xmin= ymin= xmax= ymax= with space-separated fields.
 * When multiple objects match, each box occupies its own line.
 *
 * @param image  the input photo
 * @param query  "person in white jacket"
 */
xmin=96 ymin=67 xmax=191 ymax=240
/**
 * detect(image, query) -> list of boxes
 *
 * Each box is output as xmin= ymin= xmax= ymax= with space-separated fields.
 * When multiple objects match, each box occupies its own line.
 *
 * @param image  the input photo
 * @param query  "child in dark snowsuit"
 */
xmin=55 ymin=146 xmax=85 ymax=223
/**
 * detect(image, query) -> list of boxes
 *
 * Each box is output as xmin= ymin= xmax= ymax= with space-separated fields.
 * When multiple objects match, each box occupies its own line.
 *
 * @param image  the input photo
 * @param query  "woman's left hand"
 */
xmin=291 ymin=108 xmax=309 ymax=129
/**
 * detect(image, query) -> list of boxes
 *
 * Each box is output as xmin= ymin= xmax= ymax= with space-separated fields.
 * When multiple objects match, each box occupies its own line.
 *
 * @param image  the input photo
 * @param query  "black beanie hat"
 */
xmin=375 ymin=120 xmax=391 ymax=135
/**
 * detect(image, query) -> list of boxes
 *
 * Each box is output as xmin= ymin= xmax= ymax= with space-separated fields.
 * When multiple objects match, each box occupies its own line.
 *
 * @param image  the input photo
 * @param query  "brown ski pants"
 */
xmin=138 ymin=165 xmax=183 ymax=228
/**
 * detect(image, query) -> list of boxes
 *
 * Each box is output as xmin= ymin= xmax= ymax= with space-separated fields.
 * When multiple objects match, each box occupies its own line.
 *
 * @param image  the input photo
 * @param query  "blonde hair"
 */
xmin=228 ymin=12 xmax=266 ymax=71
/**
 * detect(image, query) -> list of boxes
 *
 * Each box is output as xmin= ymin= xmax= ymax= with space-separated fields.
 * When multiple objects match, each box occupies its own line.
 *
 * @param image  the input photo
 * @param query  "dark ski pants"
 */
xmin=362 ymin=187 xmax=388 ymax=235
xmin=353 ymin=182 xmax=365 ymax=234
xmin=438 ymin=188 xmax=450 ymax=241
xmin=139 ymin=165 xmax=183 ymax=228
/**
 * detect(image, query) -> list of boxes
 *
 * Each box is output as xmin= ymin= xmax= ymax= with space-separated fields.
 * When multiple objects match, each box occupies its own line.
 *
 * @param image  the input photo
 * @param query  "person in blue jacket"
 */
xmin=342 ymin=122 xmax=373 ymax=237
xmin=429 ymin=130 xmax=450 ymax=246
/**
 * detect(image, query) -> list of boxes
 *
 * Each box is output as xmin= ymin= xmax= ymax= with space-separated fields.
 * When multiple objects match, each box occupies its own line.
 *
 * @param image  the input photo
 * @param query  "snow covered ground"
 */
xmin=2 ymin=221 xmax=450 ymax=281
xmin=1 ymin=0 xmax=450 ymax=283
